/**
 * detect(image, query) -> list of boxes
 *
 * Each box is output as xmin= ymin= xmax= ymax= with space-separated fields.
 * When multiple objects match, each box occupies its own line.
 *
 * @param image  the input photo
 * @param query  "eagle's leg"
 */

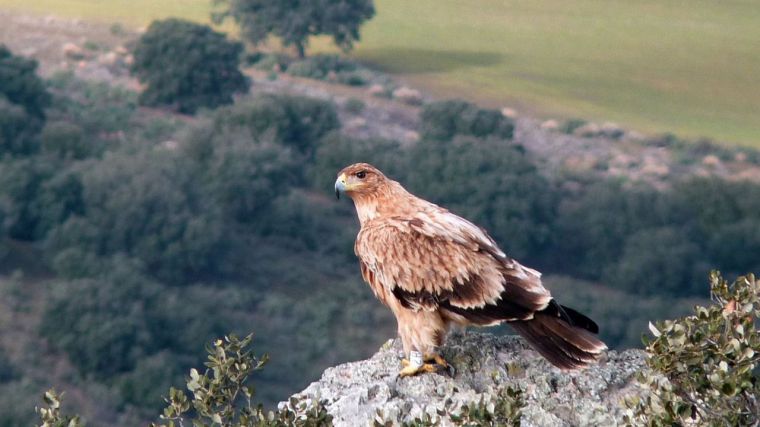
xmin=424 ymin=353 xmax=448 ymax=368
xmin=399 ymin=351 xmax=444 ymax=377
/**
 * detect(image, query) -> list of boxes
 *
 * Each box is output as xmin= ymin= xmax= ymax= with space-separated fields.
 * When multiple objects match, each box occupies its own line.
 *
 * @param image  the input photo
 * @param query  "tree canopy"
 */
xmin=214 ymin=0 xmax=375 ymax=58
xmin=131 ymin=19 xmax=249 ymax=114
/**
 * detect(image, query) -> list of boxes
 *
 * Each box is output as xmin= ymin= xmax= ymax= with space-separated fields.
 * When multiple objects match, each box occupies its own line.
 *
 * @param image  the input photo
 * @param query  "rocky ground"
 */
xmin=288 ymin=332 xmax=646 ymax=426
xmin=2 ymin=9 xmax=759 ymax=189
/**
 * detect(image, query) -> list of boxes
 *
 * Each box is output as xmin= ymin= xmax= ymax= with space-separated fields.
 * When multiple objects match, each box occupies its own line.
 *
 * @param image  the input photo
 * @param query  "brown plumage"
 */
xmin=335 ymin=163 xmax=607 ymax=374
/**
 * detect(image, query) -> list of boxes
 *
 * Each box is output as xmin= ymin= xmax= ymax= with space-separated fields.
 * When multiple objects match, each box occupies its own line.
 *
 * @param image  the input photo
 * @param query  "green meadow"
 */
xmin=2 ymin=0 xmax=758 ymax=145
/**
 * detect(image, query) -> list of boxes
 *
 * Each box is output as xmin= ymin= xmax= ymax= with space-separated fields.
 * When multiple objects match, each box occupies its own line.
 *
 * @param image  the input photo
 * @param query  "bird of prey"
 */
xmin=335 ymin=163 xmax=606 ymax=377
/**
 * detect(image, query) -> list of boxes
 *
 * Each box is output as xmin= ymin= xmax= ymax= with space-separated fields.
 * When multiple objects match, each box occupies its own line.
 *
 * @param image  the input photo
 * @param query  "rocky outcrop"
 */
xmin=288 ymin=332 xmax=647 ymax=426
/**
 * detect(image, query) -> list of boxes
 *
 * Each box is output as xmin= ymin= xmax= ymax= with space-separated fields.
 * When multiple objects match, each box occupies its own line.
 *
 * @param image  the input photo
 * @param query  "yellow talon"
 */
xmin=401 ymin=358 xmax=411 ymax=367
xmin=398 ymin=362 xmax=443 ymax=377
xmin=424 ymin=353 xmax=448 ymax=368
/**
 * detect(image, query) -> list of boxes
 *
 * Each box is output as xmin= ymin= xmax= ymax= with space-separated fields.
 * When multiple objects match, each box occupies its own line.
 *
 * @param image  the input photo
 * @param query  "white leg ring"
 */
xmin=409 ymin=351 xmax=423 ymax=368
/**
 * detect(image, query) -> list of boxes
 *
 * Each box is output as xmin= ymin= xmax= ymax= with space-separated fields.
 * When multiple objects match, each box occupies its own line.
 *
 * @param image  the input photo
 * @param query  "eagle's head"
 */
xmin=334 ymin=163 xmax=388 ymax=200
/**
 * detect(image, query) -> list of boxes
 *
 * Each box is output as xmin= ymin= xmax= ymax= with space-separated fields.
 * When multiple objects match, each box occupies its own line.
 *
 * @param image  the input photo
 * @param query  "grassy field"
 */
xmin=1 ymin=0 xmax=758 ymax=146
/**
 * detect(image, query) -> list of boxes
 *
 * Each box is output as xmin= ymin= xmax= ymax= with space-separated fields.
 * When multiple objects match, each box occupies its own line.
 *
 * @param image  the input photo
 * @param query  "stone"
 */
xmin=367 ymin=84 xmax=386 ymax=97
xmin=62 ymin=42 xmax=87 ymax=60
xmin=501 ymin=107 xmax=518 ymax=118
xmin=392 ymin=86 xmax=423 ymax=105
xmin=702 ymin=154 xmax=721 ymax=167
xmin=540 ymin=119 xmax=559 ymax=131
xmin=286 ymin=332 xmax=647 ymax=426
xmin=573 ymin=122 xmax=601 ymax=138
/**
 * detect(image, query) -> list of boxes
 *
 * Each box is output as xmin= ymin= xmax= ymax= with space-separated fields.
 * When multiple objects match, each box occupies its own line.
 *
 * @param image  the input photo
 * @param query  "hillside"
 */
xmin=1 ymin=8 xmax=760 ymax=426
xmin=1 ymin=0 xmax=759 ymax=145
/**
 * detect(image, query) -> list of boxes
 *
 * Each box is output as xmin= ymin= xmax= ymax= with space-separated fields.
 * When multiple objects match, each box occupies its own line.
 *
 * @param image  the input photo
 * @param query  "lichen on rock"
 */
xmin=286 ymin=332 xmax=647 ymax=426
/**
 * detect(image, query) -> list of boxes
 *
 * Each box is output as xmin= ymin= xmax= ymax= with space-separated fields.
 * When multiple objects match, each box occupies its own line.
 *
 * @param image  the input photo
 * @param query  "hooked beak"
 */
xmin=335 ymin=173 xmax=347 ymax=199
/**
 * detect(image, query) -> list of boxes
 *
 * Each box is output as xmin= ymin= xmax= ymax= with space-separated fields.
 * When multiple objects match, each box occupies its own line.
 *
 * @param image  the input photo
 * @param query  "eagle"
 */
xmin=335 ymin=163 xmax=606 ymax=377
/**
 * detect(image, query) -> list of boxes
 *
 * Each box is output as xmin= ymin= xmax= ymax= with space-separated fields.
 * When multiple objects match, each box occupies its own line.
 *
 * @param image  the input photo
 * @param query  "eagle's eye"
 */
xmin=356 ymin=171 xmax=367 ymax=179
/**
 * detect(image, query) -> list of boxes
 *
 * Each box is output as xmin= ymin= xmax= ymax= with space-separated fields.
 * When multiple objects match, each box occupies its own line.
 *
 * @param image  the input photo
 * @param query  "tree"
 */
xmin=0 ymin=44 xmax=50 ymax=120
xmin=131 ymin=19 xmax=249 ymax=114
xmin=214 ymin=0 xmax=375 ymax=58
xmin=421 ymin=99 xmax=515 ymax=141
xmin=0 ymin=45 xmax=51 ymax=155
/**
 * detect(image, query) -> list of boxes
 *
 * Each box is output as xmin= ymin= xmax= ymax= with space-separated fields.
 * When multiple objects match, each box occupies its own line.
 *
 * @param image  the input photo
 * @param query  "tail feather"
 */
xmin=510 ymin=306 xmax=607 ymax=370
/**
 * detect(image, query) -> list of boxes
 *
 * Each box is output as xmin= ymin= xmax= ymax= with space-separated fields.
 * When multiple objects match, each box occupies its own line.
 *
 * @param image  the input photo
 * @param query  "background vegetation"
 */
xmin=0 ymin=0 xmax=759 ymax=424
xmin=0 ymin=0 xmax=758 ymax=145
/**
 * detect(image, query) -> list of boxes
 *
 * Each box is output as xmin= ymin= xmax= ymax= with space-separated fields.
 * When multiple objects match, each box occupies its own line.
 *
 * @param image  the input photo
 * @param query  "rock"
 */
xmin=392 ymin=86 xmax=423 ymax=105
xmin=640 ymin=157 xmax=670 ymax=177
xmin=702 ymin=154 xmax=721 ymax=167
xmin=573 ymin=122 xmax=601 ymax=138
xmin=600 ymin=122 xmax=625 ymax=139
xmin=114 ymin=45 xmax=129 ymax=56
xmin=563 ymin=154 xmax=599 ymax=172
xmin=367 ymin=84 xmax=387 ymax=97
xmin=501 ymin=107 xmax=518 ymax=119
xmin=286 ymin=332 xmax=647 ymax=426
xmin=540 ymin=119 xmax=559 ymax=131
xmin=98 ymin=51 xmax=119 ymax=66
xmin=62 ymin=42 xmax=87 ymax=60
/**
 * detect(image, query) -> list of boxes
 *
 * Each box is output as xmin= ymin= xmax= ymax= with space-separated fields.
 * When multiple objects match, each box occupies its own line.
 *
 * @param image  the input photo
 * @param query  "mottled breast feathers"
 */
xmin=355 ymin=205 xmax=552 ymax=321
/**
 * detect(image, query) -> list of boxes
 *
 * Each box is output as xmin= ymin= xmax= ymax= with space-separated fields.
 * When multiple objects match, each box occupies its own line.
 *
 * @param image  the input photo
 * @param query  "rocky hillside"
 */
xmin=288 ymin=332 xmax=646 ymax=426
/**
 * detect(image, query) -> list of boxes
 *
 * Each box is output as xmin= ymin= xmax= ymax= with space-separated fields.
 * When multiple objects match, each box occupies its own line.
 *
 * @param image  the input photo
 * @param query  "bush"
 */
xmin=344 ymin=97 xmax=366 ymax=114
xmin=152 ymin=333 xmax=333 ymax=427
xmin=0 ymin=44 xmax=50 ymax=120
xmin=286 ymin=54 xmax=373 ymax=86
xmin=624 ymin=272 xmax=760 ymax=425
xmin=0 ymin=157 xmax=67 ymax=240
xmin=40 ymin=121 xmax=90 ymax=159
xmin=212 ymin=94 xmax=340 ymax=154
xmin=558 ymin=118 xmax=587 ymax=134
xmin=185 ymin=125 xmax=300 ymax=222
xmin=46 ymin=148 xmax=226 ymax=283
xmin=40 ymin=270 xmax=158 ymax=377
xmin=421 ymin=99 xmax=514 ymax=141
xmin=606 ymin=227 xmax=709 ymax=296
xmin=131 ymin=19 xmax=249 ymax=114
xmin=249 ymin=52 xmax=293 ymax=71
xmin=0 ymin=96 xmax=39 ymax=155
xmin=47 ymin=71 xmax=137 ymax=138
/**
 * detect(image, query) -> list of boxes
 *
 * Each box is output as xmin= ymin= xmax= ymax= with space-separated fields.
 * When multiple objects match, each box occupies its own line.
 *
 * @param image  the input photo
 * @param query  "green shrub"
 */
xmin=46 ymin=148 xmax=226 ymax=283
xmin=131 ymin=19 xmax=249 ymax=114
xmin=47 ymin=71 xmax=137 ymax=138
xmin=558 ymin=118 xmax=587 ymax=134
xmin=152 ymin=333 xmax=333 ymax=427
xmin=286 ymin=54 xmax=372 ymax=86
xmin=344 ymin=97 xmax=366 ymax=114
xmin=249 ymin=52 xmax=293 ymax=72
xmin=36 ymin=389 xmax=84 ymax=427
xmin=624 ymin=272 xmax=760 ymax=425
xmin=0 ymin=157 xmax=61 ymax=240
xmin=0 ymin=96 xmax=39 ymax=155
xmin=212 ymin=94 xmax=340 ymax=154
xmin=374 ymin=386 xmax=523 ymax=426
xmin=0 ymin=44 xmax=50 ymax=120
xmin=606 ymin=227 xmax=709 ymax=296
xmin=421 ymin=100 xmax=514 ymax=141
xmin=40 ymin=266 xmax=159 ymax=377
xmin=40 ymin=121 xmax=90 ymax=159
xmin=286 ymin=54 xmax=357 ymax=79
